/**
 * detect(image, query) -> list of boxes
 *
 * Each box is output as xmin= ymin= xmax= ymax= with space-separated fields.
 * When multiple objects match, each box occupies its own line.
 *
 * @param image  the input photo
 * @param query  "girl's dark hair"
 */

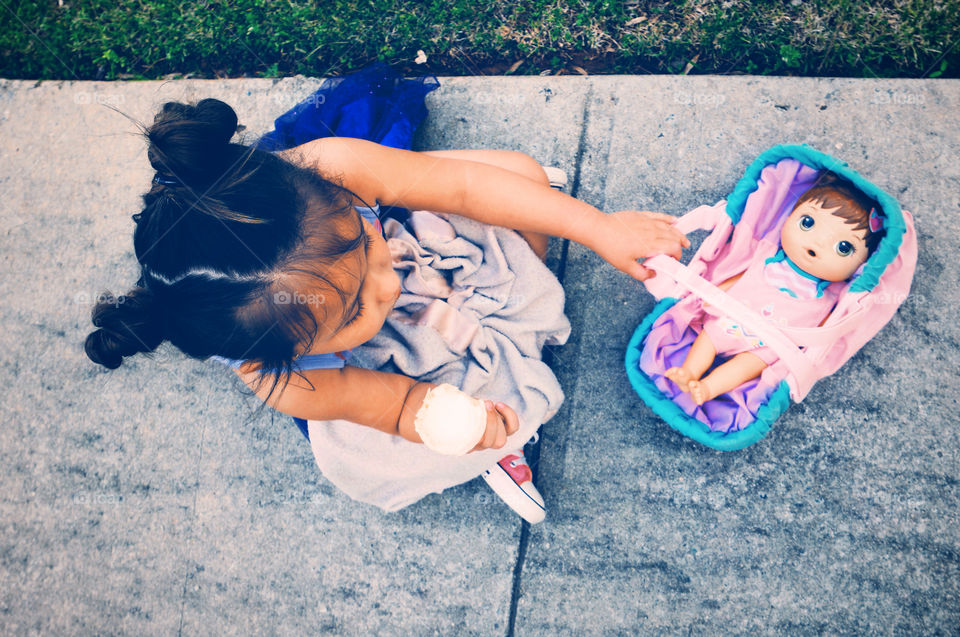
xmin=796 ymin=171 xmax=884 ymax=255
xmin=85 ymin=98 xmax=369 ymax=412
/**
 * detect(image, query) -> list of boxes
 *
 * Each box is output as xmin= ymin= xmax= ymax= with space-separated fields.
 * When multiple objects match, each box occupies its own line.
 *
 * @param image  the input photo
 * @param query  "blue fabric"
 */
xmin=291 ymin=417 xmax=310 ymax=440
xmin=210 ymin=352 xmax=347 ymax=371
xmin=357 ymin=203 xmax=384 ymax=237
xmin=216 ymin=64 xmax=438 ymax=443
xmin=255 ymin=63 xmax=439 ymax=152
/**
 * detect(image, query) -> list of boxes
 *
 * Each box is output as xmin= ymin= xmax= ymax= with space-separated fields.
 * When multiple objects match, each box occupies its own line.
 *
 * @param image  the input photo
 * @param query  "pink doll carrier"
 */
xmin=624 ymin=145 xmax=918 ymax=450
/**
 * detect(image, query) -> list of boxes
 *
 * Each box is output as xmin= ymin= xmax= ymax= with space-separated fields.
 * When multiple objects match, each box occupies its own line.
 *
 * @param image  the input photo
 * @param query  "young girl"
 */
xmin=84 ymin=94 xmax=688 ymax=524
xmin=664 ymin=174 xmax=884 ymax=406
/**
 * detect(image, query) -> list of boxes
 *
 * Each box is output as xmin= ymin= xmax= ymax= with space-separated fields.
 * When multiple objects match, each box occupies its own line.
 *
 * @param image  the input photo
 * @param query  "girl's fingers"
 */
xmin=657 ymin=222 xmax=691 ymax=250
xmin=476 ymin=400 xmax=509 ymax=449
xmin=640 ymin=212 xmax=691 ymax=246
xmin=654 ymin=226 xmax=689 ymax=257
xmin=638 ymin=238 xmax=683 ymax=262
xmin=647 ymin=238 xmax=682 ymax=261
xmin=627 ymin=261 xmax=654 ymax=281
xmin=493 ymin=422 xmax=507 ymax=449
xmin=477 ymin=402 xmax=496 ymax=448
xmin=665 ymin=241 xmax=684 ymax=260
xmin=643 ymin=211 xmax=681 ymax=224
xmin=468 ymin=402 xmax=516 ymax=452
xmin=495 ymin=402 xmax=520 ymax=436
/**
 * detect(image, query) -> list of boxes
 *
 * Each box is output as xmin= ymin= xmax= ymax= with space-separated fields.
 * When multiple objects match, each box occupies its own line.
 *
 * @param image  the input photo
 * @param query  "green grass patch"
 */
xmin=1 ymin=0 xmax=957 ymax=79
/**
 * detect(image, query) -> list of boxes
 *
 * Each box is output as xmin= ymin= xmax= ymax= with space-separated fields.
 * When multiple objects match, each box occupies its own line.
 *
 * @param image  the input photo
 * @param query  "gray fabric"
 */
xmin=305 ymin=211 xmax=571 ymax=512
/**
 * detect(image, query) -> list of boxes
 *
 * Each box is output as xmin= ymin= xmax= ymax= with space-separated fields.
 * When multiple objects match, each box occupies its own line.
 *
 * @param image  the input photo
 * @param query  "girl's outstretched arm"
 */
xmin=233 ymin=365 xmax=518 ymax=452
xmin=290 ymin=138 xmax=690 ymax=281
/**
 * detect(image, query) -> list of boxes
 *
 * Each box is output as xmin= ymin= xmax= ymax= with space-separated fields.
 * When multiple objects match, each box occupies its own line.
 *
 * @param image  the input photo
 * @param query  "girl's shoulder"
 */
xmin=276 ymin=137 xmax=385 ymax=206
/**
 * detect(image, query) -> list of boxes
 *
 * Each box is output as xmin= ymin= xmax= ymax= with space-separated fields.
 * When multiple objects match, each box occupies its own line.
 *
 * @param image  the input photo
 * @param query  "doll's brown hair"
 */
xmin=795 ymin=172 xmax=883 ymax=254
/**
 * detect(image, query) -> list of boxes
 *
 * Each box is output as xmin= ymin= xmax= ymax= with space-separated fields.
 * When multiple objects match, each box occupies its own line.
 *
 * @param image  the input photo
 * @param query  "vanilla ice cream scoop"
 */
xmin=414 ymin=383 xmax=488 ymax=455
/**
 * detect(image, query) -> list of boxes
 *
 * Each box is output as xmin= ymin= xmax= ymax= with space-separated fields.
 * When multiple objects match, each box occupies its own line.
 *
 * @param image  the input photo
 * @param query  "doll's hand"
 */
xmin=470 ymin=400 xmax=520 ymax=453
xmin=588 ymin=211 xmax=690 ymax=281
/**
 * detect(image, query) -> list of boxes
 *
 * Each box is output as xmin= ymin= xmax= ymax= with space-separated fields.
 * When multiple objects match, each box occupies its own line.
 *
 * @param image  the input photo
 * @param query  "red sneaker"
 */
xmin=481 ymin=450 xmax=546 ymax=524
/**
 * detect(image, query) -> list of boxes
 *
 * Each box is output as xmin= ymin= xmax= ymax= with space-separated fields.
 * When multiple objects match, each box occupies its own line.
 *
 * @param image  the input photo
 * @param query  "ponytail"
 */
xmin=84 ymin=288 xmax=164 ymax=370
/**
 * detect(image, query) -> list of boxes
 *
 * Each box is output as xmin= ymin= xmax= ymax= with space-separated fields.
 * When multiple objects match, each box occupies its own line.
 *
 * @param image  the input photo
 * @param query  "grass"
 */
xmin=1 ymin=0 xmax=957 ymax=80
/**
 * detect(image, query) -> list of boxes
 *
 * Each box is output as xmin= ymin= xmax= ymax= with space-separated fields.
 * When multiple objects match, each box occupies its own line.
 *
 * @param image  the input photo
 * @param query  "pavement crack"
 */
xmin=505 ymin=518 xmax=531 ymax=637
xmin=505 ymin=84 xmax=595 ymax=637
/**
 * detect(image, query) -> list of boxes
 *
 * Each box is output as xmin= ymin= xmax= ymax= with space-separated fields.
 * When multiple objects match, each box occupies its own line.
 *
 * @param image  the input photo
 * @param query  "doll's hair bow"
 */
xmin=868 ymin=207 xmax=884 ymax=233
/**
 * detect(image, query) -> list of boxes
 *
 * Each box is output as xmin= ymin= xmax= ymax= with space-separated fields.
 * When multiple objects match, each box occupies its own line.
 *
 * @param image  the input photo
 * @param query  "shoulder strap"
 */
xmin=355 ymin=203 xmax=384 ymax=238
xmin=209 ymin=351 xmax=350 ymax=372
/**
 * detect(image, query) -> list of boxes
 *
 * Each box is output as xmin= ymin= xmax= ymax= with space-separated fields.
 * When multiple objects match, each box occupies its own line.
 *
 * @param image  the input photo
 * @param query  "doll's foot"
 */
xmin=665 ymin=367 xmax=694 ymax=392
xmin=688 ymin=380 xmax=715 ymax=406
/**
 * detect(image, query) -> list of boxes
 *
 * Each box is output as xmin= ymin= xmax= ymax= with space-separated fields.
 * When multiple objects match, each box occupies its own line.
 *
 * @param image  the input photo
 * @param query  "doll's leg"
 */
xmin=665 ymin=330 xmax=718 ymax=392
xmin=688 ymin=352 xmax=768 ymax=406
xmin=420 ymin=149 xmax=551 ymax=259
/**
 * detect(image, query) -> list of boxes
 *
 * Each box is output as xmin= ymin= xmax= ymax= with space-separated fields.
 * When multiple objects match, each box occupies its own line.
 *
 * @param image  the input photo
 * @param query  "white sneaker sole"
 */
xmin=543 ymin=166 xmax=567 ymax=191
xmin=481 ymin=464 xmax=546 ymax=524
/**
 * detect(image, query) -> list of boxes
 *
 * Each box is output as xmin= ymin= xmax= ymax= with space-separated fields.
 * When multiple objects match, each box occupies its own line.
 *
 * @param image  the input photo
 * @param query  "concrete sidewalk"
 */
xmin=1 ymin=74 xmax=957 ymax=635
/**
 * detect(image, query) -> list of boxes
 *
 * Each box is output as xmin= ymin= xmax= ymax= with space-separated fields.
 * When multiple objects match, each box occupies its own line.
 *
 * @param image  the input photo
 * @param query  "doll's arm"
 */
xmin=233 ymin=365 xmax=518 ymax=452
xmin=701 ymin=272 xmax=744 ymax=309
xmin=717 ymin=273 xmax=744 ymax=291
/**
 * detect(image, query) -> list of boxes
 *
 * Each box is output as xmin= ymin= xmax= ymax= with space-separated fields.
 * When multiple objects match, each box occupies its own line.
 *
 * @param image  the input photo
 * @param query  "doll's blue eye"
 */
xmin=799 ymin=215 xmax=815 ymax=231
xmin=835 ymin=241 xmax=855 ymax=257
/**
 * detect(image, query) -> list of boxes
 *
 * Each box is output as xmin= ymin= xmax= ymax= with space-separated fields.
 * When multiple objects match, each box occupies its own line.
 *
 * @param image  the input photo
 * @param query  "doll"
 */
xmin=665 ymin=174 xmax=885 ymax=406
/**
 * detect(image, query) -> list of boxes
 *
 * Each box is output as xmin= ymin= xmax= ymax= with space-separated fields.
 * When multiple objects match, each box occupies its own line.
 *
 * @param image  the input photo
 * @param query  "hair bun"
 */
xmin=194 ymin=98 xmax=240 ymax=146
xmin=84 ymin=288 xmax=165 ymax=370
xmin=146 ymin=98 xmax=239 ymax=187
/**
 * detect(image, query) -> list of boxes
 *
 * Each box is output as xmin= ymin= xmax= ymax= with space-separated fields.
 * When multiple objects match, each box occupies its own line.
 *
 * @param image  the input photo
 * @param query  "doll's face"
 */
xmin=780 ymin=200 xmax=869 ymax=282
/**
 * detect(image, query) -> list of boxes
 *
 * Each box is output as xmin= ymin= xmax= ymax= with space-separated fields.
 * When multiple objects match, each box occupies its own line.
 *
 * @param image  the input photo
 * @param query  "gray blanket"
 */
xmin=305 ymin=210 xmax=571 ymax=512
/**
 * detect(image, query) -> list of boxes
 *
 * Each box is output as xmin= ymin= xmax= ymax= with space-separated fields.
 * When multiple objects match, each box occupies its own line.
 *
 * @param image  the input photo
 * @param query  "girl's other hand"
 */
xmin=471 ymin=400 xmax=520 ymax=453
xmin=589 ymin=210 xmax=690 ymax=281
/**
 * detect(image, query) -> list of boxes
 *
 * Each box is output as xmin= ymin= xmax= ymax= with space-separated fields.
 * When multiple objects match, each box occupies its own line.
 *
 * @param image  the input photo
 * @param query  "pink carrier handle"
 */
xmin=641 ymin=202 xmax=848 ymax=397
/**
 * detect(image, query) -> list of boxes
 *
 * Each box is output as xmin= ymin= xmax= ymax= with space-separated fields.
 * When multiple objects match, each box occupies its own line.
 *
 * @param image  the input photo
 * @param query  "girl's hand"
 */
xmin=588 ymin=211 xmax=690 ymax=281
xmin=470 ymin=400 xmax=520 ymax=453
